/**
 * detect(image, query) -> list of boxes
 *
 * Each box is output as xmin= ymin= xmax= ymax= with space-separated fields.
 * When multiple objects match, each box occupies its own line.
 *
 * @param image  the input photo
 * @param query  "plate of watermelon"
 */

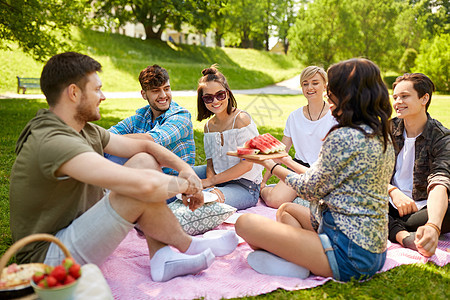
xmin=227 ymin=133 xmax=289 ymax=160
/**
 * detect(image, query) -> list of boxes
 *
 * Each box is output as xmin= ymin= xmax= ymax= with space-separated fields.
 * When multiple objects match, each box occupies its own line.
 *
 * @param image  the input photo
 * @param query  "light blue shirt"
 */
xmin=107 ymin=101 xmax=195 ymax=175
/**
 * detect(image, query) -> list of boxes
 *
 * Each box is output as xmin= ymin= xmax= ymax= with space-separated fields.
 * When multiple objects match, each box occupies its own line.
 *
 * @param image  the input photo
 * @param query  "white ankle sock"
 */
xmin=185 ymin=230 xmax=239 ymax=257
xmin=150 ymin=246 xmax=215 ymax=282
xmin=247 ymin=250 xmax=310 ymax=279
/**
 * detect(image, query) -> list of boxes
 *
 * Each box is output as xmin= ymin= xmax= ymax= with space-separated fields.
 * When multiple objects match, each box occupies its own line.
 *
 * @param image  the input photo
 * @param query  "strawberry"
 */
xmin=63 ymin=275 xmax=76 ymax=285
xmin=62 ymin=257 xmax=75 ymax=270
xmin=38 ymin=280 xmax=46 ymax=288
xmin=50 ymin=265 xmax=67 ymax=282
xmin=44 ymin=265 xmax=54 ymax=275
xmin=32 ymin=271 xmax=45 ymax=284
xmin=45 ymin=276 xmax=58 ymax=287
xmin=38 ymin=276 xmax=57 ymax=288
xmin=68 ymin=264 xmax=81 ymax=279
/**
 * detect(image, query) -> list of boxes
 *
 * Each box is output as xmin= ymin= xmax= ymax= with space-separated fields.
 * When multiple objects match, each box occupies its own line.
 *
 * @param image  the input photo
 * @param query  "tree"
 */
xmin=349 ymin=0 xmax=399 ymax=69
xmin=0 ymin=0 xmax=90 ymax=61
xmin=189 ymin=0 xmax=229 ymax=47
xmin=273 ymin=0 xmax=299 ymax=54
xmin=414 ymin=33 xmax=450 ymax=92
xmin=224 ymin=0 xmax=266 ymax=49
xmin=287 ymin=0 xmax=356 ymax=68
xmin=94 ymin=0 xmax=197 ymax=40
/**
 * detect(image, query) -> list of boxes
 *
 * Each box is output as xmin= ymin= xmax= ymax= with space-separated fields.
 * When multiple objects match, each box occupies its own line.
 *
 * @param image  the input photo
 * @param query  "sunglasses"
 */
xmin=202 ymin=90 xmax=227 ymax=104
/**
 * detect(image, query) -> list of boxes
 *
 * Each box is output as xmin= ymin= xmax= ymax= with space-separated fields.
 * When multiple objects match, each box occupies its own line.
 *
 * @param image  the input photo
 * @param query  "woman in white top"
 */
xmin=193 ymin=65 xmax=263 ymax=210
xmin=261 ymin=66 xmax=336 ymax=208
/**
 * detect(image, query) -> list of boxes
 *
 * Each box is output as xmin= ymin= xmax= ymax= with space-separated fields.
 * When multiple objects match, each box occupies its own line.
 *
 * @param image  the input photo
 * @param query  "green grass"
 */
xmin=0 ymin=28 xmax=301 ymax=94
xmin=1 ymin=95 xmax=449 ymax=299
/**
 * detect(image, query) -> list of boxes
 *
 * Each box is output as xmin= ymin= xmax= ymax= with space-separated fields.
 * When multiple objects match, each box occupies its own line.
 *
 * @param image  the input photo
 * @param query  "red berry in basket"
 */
xmin=46 ymin=276 xmax=58 ymax=287
xmin=68 ymin=264 xmax=81 ymax=279
xmin=32 ymin=271 xmax=45 ymax=284
xmin=39 ymin=276 xmax=57 ymax=288
xmin=62 ymin=257 xmax=75 ymax=270
xmin=44 ymin=265 xmax=54 ymax=275
xmin=50 ymin=265 xmax=67 ymax=282
xmin=64 ymin=275 xmax=76 ymax=285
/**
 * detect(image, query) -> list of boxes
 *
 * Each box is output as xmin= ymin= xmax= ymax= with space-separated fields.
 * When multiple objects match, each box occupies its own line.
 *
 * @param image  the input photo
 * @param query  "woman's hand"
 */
xmin=181 ymin=191 xmax=204 ymax=211
xmin=390 ymin=188 xmax=418 ymax=217
xmin=202 ymin=177 xmax=215 ymax=189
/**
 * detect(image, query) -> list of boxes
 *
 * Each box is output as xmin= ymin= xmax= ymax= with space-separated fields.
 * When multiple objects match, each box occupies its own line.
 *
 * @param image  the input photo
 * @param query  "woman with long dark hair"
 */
xmin=235 ymin=58 xmax=395 ymax=281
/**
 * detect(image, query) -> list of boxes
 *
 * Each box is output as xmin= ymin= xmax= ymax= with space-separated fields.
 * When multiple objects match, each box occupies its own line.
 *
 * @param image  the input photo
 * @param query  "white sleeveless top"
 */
xmin=204 ymin=110 xmax=263 ymax=184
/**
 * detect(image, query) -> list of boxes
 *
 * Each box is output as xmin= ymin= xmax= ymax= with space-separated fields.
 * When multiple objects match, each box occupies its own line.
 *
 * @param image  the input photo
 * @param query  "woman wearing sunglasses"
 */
xmin=194 ymin=65 xmax=263 ymax=210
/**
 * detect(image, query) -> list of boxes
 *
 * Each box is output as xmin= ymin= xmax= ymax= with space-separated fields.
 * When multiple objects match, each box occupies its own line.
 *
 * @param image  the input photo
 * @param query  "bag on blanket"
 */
xmin=168 ymin=200 xmax=236 ymax=235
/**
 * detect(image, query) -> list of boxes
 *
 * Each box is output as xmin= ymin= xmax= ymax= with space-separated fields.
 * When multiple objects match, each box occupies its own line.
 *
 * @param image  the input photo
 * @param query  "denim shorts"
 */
xmin=318 ymin=211 xmax=386 ymax=282
xmin=44 ymin=192 xmax=134 ymax=266
xmin=192 ymin=165 xmax=260 ymax=210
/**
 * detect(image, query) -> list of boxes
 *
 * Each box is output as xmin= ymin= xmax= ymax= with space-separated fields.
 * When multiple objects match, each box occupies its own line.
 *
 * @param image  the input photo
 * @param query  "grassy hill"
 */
xmin=0 ymin=29 xmax=301 ymax=94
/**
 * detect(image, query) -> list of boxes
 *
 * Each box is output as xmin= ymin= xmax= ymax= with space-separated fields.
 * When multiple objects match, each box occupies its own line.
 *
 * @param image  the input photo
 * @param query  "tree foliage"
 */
xmin=414 ymin=33 xmax=450 ymax=92
xmin=288 ymin=0 xmax=356 ymax=69
xmin=94 ymin=0 xmax=202 ymax=40
xmin=0 ymin=0 xmax=90 ymax=61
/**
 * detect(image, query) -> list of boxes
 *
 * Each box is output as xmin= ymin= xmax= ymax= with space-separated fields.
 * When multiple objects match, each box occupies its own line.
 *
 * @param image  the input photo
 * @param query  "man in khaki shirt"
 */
xmin=9 ymin=52 xmax=238 ymax=282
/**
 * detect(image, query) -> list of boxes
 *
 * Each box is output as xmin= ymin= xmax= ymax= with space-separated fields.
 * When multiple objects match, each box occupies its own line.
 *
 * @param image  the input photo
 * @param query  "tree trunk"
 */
xmin=215 ymin=28 xmax=223 ymax=47
xmin=144 ymin=24 xmax=163 ymax=40
xmin=283 ymin=38 xmax=289 ymax=54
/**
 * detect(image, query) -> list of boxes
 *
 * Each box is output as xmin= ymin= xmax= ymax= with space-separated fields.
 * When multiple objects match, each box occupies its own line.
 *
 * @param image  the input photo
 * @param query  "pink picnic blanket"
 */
xmin=100 ymin=201 xmax=450 ymax=300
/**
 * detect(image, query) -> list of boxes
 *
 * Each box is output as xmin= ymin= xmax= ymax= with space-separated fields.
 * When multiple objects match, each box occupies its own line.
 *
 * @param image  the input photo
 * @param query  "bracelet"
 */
xmin=425 ymin=222 xmax=441 ymax=236
xmin=388 ymin=186 xmax=398 ymax=194
xmin=270 ymin=163 xmax=281 ymax=174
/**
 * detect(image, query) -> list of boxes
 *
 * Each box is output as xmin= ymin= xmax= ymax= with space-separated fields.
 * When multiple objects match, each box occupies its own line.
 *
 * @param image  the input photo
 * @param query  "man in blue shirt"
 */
xmin=105 ymin=65 xmax=195 ymax=175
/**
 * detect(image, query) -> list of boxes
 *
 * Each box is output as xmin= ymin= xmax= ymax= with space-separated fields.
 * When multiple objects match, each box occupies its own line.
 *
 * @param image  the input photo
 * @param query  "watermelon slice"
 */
xmin=237 ymin=147 xmax=260 ymax=155
xmin=241 ymin=134 xmax=286 ymax=154
xmin=261 ymin=133 xmax=286 ymax=151
xmin=250 ymin=136 xmax=272 ymax=154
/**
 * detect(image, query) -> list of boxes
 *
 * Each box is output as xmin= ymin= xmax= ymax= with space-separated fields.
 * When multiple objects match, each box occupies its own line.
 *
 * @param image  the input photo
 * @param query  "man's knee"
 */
xmin=125 ymin=152 xmax=160 ymax=170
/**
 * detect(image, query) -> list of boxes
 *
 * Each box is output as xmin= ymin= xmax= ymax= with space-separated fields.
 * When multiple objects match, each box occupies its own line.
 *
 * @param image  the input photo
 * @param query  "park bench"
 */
xmin=16 ymin=76 xmax=40 ymax=94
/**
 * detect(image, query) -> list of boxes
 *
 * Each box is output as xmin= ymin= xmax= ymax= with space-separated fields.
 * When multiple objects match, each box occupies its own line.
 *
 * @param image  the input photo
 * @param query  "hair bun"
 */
xmin=201 ymin=64 xmax=219 ymax=76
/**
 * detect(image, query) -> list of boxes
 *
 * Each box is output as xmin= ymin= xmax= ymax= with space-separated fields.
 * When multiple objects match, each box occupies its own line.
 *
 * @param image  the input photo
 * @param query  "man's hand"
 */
xmin=178 ymin=169 xmax=202 ymax=196
xmin=391 ymin=189 xmax=418 ymax=217
xmin=415 ymin=224 xmax=439 ymax=257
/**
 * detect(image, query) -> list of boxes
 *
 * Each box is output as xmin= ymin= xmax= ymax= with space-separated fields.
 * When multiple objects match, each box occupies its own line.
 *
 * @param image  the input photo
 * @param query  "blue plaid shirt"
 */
xmin=108 ymin=101 xmax=195 ymax=175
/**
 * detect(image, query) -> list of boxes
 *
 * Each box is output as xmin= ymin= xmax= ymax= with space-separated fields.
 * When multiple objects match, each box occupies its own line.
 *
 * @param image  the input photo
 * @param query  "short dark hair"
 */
xmin=40 ymin=52 xmax=102 ymax=106
xmin=327 ymin=58 xmax=392 ymax=151
xmin=392 ymin=73 xmax=435 ymax=112
xmin=139 ymin=65 xmax=170 ymax=90
xmin=197 ymin=65 xmax=237 ymax=121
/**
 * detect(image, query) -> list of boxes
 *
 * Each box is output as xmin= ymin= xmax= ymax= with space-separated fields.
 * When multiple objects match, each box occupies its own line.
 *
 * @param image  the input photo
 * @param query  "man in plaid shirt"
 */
xmin=105 ymin=65 xmax=195 ymax=175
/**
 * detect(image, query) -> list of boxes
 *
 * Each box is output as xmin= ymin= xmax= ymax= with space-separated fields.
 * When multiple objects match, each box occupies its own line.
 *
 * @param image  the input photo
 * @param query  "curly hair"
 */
xmin=197 ymin=64 xmax=237 ymax=121
xmin=139 ymin=65 xmax=170 ymax=90
xmin=327 ymin=58 xmax=393 ymax=151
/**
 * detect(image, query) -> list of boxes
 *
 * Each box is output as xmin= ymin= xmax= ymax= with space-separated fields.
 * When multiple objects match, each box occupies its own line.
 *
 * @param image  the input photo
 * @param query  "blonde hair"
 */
xmin=300 ymin=66 xmax=327 ymax=85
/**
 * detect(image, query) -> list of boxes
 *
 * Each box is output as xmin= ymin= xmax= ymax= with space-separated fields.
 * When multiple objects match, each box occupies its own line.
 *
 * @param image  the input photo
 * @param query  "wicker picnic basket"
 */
xmin=0 ymin=233 xmax=72 ymax=298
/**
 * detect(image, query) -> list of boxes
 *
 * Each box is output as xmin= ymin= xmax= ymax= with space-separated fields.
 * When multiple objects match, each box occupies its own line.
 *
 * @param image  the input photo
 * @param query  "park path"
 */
xmin=0 ymin=75 xmax=301 ymax=99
